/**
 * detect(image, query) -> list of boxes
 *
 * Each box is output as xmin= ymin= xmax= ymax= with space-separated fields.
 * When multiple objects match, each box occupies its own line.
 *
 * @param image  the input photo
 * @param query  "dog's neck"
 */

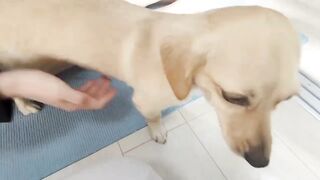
xmin=94 ymin=11 xmax=209 ymax=87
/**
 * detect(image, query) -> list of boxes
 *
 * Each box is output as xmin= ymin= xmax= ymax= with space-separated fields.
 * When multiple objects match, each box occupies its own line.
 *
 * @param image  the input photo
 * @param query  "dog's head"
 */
xmin=161 ymin=7 xmax=300 ymax=168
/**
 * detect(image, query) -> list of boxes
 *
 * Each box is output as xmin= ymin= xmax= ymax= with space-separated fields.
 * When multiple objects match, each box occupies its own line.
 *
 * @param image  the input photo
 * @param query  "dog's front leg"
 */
xmin=132 ymin=95 xmax=167 ymax=144
xmin=146 ymin=115 xmax=167 ymax=144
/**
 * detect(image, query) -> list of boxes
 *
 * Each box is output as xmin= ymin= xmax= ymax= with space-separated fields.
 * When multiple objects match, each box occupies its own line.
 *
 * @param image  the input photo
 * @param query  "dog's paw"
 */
xmin=14 ymin=98 xmax=43 ymax=115
xmin=147 ymin=121 xmax=167 ymax=144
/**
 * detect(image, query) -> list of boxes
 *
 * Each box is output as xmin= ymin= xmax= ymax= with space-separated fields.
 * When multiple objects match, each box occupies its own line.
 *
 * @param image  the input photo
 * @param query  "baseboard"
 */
xmin=298 ymin=71 xmax=320 ymax=120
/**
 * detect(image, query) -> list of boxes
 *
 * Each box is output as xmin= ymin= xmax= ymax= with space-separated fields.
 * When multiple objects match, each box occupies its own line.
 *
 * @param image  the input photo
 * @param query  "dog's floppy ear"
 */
xmin=161 ymin=42 xmax=205 ymax=100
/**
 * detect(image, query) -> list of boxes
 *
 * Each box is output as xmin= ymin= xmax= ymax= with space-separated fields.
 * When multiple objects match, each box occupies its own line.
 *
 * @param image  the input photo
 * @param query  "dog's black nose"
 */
xmin=244 ymin=146 xmax=269 ymax=168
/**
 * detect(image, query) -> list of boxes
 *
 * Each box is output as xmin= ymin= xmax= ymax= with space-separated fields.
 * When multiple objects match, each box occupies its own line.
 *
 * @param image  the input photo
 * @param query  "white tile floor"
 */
xmin=47 ymin=97 xmax=320 ymax=180
xmin=47 ymin=0 xmax=320 ymax=179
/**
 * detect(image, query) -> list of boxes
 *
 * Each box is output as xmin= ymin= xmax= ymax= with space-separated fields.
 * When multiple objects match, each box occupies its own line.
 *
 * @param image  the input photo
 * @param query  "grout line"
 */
xmin=178 ymin=110 xmax=188 ymax=122
xmin=166 ymin=114 xmax=187 ymax=132
xmin=117 ymin=142 xmax=124 ymax=157
xmin=122 ymin=122 xmax=185 ymax=155
xmin=163 ymin=112 xmax=187 ymax=131
xmin=273 ymin=131 xmax=320 ymax=180
xmin=179 ymin=109 xmax=211 ymax=122
xmin=121 ymin=114 xmax=187 ymax=155
xmin=123 ymin=139 xmax=152 ymax=154
xmin=167 ymin=122 xmax=185 ymax=132
xmin=178 ymin=97 xmax=214 ymax=121
xmin=185 ymin=119 xmax=229 ymax=180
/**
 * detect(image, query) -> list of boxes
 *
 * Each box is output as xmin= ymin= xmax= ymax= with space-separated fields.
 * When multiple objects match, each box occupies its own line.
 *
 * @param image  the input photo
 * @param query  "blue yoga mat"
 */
xmin=0 ymin=67 xmax=201 ymax=180
xmin=0 ymin=67 xmax=148 ymax=180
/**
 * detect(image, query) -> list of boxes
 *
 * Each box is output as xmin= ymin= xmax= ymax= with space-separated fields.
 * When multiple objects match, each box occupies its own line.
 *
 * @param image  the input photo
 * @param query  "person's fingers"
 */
xmin=96 ymin=78 xmax=112 ymax=97
xmin=77 ymin=87 xmax=116 ymax=110
xmin=84 ymin=79 xmax=103 ymax=96
xmin=78 ymin=76 xmax=111 ymax=94
xmin=79 ymin=80 xmax=95 ymax=92
xmin=54 ymin=82 xmax=91 ymax=106
xmin=50 ymin=76 xmax=115 ymax=111
xmin=93 ymin=88 xmax=117 ymax=109
xmin=54 ymin=87 xmax=117 ymax=111
xmin=49 ymin=98 xmax=81 ymax=112
xmin=101 ymin=75 xmax=111 ymax=81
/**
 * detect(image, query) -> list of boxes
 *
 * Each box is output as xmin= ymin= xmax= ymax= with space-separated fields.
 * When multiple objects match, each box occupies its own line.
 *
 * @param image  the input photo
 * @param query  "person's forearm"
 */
xmin=0 ymin=69 xmax=116 ymax=118
xmin=0 ymin=70 xmax=17 ymax=99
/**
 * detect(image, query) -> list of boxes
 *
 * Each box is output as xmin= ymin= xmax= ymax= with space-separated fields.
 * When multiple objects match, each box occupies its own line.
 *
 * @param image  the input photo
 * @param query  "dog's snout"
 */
xmin=244 ymin=145 xmax=269 ymax=168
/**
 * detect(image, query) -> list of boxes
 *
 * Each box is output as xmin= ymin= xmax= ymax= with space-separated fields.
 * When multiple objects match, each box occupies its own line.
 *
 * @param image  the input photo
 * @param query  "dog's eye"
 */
xmin=222 ymin=91 xmax=250 ymax=106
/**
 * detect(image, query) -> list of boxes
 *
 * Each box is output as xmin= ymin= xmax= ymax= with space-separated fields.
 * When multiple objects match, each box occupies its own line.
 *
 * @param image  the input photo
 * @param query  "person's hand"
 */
xmin=0 ymin=70 xmax=117 ymax=111
xmin=75 ymin=76 xmax=117 ymax=111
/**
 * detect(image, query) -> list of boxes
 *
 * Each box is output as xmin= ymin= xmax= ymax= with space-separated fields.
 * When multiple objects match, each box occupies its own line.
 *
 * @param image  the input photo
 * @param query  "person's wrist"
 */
xmin=0 ymin=71 xmax=18 ymax=98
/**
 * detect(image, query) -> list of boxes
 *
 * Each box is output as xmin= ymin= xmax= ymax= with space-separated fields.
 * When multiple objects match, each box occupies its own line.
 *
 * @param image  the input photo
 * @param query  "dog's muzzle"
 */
xmin=244 ymin=145 xmax=269 ymax=168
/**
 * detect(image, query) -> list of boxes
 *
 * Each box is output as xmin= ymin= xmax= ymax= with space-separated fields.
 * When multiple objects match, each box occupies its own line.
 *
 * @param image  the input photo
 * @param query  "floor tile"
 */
xmin=119 ymin=111 xmax=185 ymax=153
xmin=125 ymin=125 xmax=226 ymax=180
xmin=179 ymin=97 xmax=214 ymax=121
xmin=188 ymin=111 xmax=318 ymax=180
xmin=272 ymin=97 xmax=320 ymax=178
xmin=163 ymin=111 xmax=186 ymax=131
xmin=119 ymin=127 xmax=151 ymax=153
xmin=45 ymin=143 xmax=122 ymax=180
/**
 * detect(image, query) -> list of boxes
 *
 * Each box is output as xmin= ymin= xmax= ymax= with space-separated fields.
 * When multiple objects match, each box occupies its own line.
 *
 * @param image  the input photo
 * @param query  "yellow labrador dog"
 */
xmin=0 ymin=0 xmax=300 ymax=167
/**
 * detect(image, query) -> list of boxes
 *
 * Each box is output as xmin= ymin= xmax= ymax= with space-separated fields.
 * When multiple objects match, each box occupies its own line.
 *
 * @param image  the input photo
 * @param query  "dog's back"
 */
xmin=0 ymin=0 xmax=174 ymax=73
